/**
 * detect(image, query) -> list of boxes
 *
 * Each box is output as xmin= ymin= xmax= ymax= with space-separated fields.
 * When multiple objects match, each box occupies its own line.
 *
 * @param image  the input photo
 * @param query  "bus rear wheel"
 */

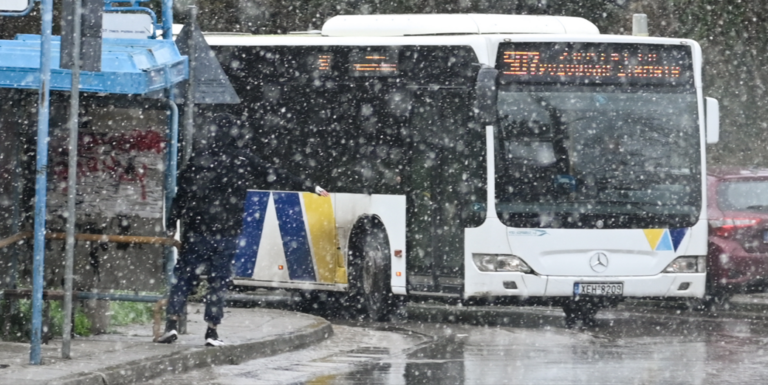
xmin=346 ymin=227 xmax=395 ymax=321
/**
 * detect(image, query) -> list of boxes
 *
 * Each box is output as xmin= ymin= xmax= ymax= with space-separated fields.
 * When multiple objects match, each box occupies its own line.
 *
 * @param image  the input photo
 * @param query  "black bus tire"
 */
xmin=347 ymin=226 xmax=395 ymax=321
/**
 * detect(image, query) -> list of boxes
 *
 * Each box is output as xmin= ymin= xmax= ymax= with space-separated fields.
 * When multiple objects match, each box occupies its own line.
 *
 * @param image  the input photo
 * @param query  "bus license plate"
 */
xmin=574 ymin=282 xmax=623 ymax=296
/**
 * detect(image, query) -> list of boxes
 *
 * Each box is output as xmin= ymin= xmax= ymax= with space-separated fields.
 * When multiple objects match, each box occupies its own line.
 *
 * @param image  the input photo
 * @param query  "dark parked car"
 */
xmin=707 ymin=167 xmax=768 ymax=301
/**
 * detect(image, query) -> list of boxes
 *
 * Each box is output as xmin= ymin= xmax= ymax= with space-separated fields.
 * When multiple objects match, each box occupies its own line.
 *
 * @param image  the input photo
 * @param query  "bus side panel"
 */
xmin=333 ymin=193 xmax=373 ymax=269
xmin=234 ymin=190 xmax=346 ymax=289
xmin=241 ymin=191 xmax=290 ymax=282
xmin=464 ymin=217 xmax=524 ymax=298
xmin=369 ymin=195 xmax=407 ymax=295
xmin=334 ymin=193 xmax=407 ymax=296
xmin=681 ymin=220 xmax=708 ymax=257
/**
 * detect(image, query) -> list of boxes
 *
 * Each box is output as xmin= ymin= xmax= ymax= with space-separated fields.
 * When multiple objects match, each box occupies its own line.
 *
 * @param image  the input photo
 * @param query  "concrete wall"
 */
xmin=0 ymin=90 xmax=33 ymax=289
xmin=1 ymin=94 xmax=170 ymax=293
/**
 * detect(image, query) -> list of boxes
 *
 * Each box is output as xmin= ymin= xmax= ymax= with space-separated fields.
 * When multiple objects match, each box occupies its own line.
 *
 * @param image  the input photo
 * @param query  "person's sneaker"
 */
xmin=155 ymin=320 xmax=178 ymax=344
xmin=204 ymin=327 xmax=225 ymax=347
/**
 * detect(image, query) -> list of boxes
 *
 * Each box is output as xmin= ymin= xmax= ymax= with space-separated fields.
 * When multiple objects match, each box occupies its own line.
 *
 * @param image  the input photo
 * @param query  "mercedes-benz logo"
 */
xmin=589 ymin=252 xmax=609 ymax=273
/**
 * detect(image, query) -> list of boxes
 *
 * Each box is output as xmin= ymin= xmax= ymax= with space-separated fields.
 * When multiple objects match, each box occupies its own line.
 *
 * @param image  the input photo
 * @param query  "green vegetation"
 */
xmin=0 ymin=297 xmax=155 ymax=342
xmin=0 ymin=299 xmax=90 ymax=341
xmin=109 ymin=299 xmax=154 ymax=328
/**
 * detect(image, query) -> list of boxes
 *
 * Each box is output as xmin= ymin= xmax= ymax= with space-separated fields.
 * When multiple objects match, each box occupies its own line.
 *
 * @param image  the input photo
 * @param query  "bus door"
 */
xmin=405 ymin=87 xmax=485 ymax=296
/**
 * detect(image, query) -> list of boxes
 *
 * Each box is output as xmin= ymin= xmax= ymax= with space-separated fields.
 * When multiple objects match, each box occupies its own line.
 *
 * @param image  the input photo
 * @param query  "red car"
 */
xmin=707 ymin=167 xmax=768 ymax=301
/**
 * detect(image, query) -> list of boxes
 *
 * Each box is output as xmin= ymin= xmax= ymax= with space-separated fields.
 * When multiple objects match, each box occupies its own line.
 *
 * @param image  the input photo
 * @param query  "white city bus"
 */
xmin=193 ymin=14 xmax=719 ymax=323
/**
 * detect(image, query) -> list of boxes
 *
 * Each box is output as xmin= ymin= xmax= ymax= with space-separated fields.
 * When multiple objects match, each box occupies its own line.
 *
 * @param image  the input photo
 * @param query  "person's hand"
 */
xmin=315 ymin=186 xmax=330 ymax=197
xmin=165 ymin=221 xmax=177 ymax=238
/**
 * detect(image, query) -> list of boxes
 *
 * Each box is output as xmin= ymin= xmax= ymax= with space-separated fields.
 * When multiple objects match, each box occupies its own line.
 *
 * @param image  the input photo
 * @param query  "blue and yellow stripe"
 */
xmin=234 ymin=191 xmax=344 ymax=283
xmin=643 ymin=228 xmax=688 ymax=252
xmin=303 ymin=192 xmax=344 ymax=283
xmin=233 ymin=191 xmax=270 ymax=278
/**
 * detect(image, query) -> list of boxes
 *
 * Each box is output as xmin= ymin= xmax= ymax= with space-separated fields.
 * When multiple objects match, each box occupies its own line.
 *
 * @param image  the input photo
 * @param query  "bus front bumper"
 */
xmin=464 ymin=272 xmax=706 ymax=298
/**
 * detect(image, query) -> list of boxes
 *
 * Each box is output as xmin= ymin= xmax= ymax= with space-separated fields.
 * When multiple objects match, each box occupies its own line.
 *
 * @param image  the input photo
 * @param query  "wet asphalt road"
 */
xmin=144 ymin=305 xmax=768 ymax=385
xmin=327 ymin=313 xmax=768 ymax=384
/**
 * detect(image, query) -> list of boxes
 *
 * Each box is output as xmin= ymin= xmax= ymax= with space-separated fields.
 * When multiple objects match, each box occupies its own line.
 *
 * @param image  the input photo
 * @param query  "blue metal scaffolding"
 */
xmin=0 ymin=35 xmax=187 ymax=93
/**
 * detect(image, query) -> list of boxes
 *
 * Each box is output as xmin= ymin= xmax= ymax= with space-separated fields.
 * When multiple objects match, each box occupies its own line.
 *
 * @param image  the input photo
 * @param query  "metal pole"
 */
xmin=161 ymin=0 xmax=178 ymax=331
xmin=179 ymin=7 xmax=198 ymax=332
xmin=161 ymin=0 xmax=173 ymax=40
xmin=161 ymin=0 xmax=176 ymax=288
xmin=30 ymin=0 xmax=54 ymax=365
xmin=76 ymin=292 xmax=164 ymax=302
xmin=182 ymin=6 xmax=197 ymax=168
xmin=164 ymin=100 xmax=179 ymax=288
xmin=62 ymin=0 xmax=82 ymax=359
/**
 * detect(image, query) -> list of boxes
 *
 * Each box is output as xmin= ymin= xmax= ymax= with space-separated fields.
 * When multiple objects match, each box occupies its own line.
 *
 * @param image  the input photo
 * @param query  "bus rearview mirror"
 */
xmin=705 ymin=97 xmax=719 ymax=144
xmin=474 ymin=66 xmax=498 ymax=125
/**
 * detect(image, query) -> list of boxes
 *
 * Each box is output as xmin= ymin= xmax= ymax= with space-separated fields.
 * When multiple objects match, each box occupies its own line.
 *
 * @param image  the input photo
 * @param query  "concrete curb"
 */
xmin=618 ymin=296 xmax=768 ymax=317
xmin=48 ymin=320 xmax=334 ymax=385
xmin=720 ymin=296 xmax=768 ymax=315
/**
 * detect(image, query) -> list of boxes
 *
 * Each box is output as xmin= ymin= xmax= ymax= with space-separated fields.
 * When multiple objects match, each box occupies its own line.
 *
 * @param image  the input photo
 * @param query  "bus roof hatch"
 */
xmin=321 ymin=14 xmax=599 ymax=37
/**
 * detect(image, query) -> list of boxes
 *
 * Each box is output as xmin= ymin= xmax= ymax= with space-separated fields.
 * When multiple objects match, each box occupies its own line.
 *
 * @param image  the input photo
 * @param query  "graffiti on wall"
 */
xmin=48 ymin=129 xmax=166 ymax=218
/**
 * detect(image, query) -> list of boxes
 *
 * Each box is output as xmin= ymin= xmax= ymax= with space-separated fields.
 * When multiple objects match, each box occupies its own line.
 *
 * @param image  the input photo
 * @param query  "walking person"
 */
xmin=156 ymin=113 xmax=328 ymax=346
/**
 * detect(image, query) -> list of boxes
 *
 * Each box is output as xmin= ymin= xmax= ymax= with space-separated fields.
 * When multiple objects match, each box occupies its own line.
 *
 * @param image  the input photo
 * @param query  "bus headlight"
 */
xmin=472 ymin=254 xmax=532 ymax=273
xmin=664 ymin=256 xmax=706 ymax=273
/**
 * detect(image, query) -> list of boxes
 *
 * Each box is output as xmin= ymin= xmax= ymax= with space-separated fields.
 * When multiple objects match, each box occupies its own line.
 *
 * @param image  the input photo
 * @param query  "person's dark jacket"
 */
xmin=169 ymin=116 xmax=315 ymax=237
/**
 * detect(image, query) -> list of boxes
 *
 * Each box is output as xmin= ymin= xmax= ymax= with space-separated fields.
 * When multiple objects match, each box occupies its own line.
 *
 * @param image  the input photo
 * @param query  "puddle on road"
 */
xmin=304 ymin=319 xmax=768 ymax=385
xmin=307 ymin=337 xmax=465 ymax=385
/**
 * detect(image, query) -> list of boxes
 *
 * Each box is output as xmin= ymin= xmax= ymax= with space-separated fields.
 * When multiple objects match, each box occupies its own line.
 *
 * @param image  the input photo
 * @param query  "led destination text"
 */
xmin=496 ymin=43 xmax=694 ymax=85
xmin=502 ymin=51 xmax=681 ymax=78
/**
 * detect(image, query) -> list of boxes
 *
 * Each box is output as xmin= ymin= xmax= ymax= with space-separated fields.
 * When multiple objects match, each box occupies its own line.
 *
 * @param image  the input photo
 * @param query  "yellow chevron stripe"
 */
xmin=643 ymin=229 xmax=665 ymax=250
xmin=302 ymin=192 xmax=342 ymax=283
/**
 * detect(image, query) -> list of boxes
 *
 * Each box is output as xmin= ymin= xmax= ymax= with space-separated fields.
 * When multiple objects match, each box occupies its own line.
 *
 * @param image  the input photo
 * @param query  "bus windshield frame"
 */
xmin=492 ymin=41 xmax=701 ymax=230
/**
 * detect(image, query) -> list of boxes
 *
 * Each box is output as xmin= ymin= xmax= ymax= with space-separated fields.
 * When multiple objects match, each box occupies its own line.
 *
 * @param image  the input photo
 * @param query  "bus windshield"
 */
xmin=494 ymin=87 xmax=701 ymax=229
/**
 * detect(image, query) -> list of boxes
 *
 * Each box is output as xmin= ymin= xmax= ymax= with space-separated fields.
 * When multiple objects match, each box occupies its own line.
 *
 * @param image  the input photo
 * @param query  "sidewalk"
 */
xmin=0 ymin=304 xmax=333 ymax=385
xmin=716 ymin=292 xmax=768 ymax=313
xmin=618 ymin=292 xmax=768 ymax=317
xmin=3 ymin=293 xmax=766 ymax=385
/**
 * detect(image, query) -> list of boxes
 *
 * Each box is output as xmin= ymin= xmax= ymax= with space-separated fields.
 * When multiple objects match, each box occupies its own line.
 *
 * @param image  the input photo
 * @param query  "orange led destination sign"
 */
xmin=303 ymin=52 xmax=334 ymax=77
xmin=496 ymin=43 xmax=693 ymax=85
xmin=317 ymin=54 xmax=332 ymax=71
xmin=349 ymin=50 xmax=399 ymax=77
xmin=502 ymin=51 xmax=680 ymax=78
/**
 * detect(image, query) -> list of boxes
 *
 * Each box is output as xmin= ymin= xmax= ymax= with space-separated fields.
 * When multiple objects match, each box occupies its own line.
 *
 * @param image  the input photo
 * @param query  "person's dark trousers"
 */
xmin=166 ymin=232 xmax=238 ymax=325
